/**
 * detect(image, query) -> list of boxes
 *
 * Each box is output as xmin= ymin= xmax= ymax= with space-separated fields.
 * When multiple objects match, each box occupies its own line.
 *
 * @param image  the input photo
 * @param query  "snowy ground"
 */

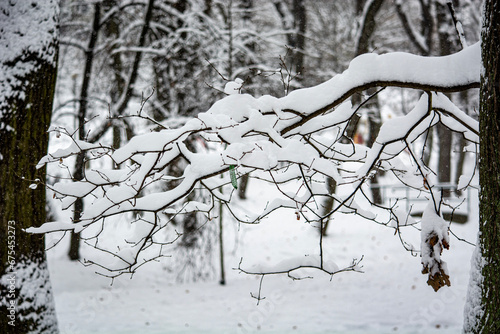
xmin=46 ymin=181 xmax=479 ymax=334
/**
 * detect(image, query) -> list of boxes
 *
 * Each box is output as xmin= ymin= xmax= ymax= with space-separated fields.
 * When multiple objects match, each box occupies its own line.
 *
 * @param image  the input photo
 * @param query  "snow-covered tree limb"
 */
xmin=30 ymin=42 xmax=480 ymax=283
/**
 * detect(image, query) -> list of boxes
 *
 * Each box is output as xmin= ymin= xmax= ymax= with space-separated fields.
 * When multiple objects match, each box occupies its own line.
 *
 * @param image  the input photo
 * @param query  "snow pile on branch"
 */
xmin=28 ymin=42 xmax=480 ymax=281
xmin=420 ymin=201 xmax=450 ymax=291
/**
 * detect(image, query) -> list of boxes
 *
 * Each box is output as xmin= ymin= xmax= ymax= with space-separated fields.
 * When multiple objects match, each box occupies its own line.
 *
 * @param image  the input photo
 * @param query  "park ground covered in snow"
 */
xmin=46 ymin=178 xmax=479 ymax=334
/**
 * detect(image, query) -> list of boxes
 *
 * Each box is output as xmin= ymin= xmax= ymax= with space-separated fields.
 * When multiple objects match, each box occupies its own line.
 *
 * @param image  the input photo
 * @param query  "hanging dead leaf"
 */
xmin=421 ymin=230 xmax=451 ymax=292
xmin=422 ymin=267 xmax=451 ymax=292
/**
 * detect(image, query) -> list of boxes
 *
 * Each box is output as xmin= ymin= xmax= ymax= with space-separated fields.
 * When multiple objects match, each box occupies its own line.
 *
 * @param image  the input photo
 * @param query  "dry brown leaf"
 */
xmin=421 ymin=231 xmax=451 ymax=292
xmin=425 ymin=267 xmax=451 ymax=292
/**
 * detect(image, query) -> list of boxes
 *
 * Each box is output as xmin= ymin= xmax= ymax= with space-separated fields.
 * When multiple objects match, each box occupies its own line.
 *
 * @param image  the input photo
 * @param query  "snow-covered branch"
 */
xmin=30 ymin=43 xmax=480 ymax=283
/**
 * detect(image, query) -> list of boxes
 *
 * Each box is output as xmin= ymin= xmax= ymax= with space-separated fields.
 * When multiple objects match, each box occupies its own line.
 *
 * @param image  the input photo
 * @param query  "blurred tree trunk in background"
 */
xmin=356 ymin=0 xmax=385 ymax=205
xmin=435 ymin=0 xmax=460 ymax=197
xmin=69 ymin=2 xmax=101 ymax=261
xmin=322 ymin=0 xmax=385 ymax=235
xmin=273 ymin=0 xmax=307 ymax=82
xmin=102 ymin=0 xmax=126 ymax=150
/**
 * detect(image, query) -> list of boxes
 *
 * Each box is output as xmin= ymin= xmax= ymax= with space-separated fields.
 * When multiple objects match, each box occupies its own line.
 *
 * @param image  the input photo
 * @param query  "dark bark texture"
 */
xmin=0 ymin=2 xmax=60 ymax=332
xmin=323 ymin=0 xmax=385 ymax=233
xmin=69 ymin=2 xmax=101 ymax=261
xmin=467 ymin=0 xmax=500 ymax=332
xmin=435 ymin=0 xmax=460 ymax=196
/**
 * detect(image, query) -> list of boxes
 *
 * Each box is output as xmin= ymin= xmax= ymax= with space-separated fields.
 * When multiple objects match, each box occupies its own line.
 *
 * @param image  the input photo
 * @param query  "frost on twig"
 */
xmin=237 ymin=256 xmax=364 ymax=304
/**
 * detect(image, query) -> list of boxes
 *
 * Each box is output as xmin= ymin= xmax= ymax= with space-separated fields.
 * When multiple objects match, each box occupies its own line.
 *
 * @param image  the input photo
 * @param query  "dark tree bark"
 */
xmin=151 ymin=1 xmax=204 ymax=249
xmin=238 ymin=173 xmax=250 ymax=199
xmin=69 ymin=2 xmax=101 ymax=261
xmin=464 ymin=1 xmax=500 ymax=332
xmin=354 ymin=0 xmax=384 ymax=205
xmin=114 ymin=0 xmax=155 ymax=117
xmin=354 ymin=0 xmax=385 ymax=55
xmin=102 ymin=0 xmax=126 ymax=150
xmin=435 ymin=0 xmax=460 ymax=197
xmin=397 ymin=0 xmax=435 ymax=167
xmin=152 ymin=0 xmax=193 ymax=119
xmin=455 ymin=90 xmax=470 ymax=196
xmin=68 ymin=0 xmax=155 ymax=259
xmin=237 ymin=0 xmax=254 ymax=199
xmin=395 ymin=0 xmax=433 ymax=55
xmin=0 ymin=1 xmax=59 ymax=333
xmin=86 ymin=0 xmax=154 ymax=144
xmin=290 ymin=0 xmax=306 ymax=77
xmin=273 ymin=0 xmax=307 ymax=79
xmin=324 ymin=0 xmax=385 ymax=233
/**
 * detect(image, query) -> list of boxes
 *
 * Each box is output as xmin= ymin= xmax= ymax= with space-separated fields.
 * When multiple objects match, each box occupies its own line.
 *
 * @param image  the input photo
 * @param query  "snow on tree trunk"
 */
xmin=0 ymin=1 xmax=59 ymax=333
xmin=463 ymin=0 xmax=500 ymax=332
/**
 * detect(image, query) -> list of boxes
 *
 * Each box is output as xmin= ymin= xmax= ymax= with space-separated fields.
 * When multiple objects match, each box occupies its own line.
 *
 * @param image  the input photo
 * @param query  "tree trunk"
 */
xmin=0 ymin=1 xmax=59 ymax=332
xmin=68 ymin=2 xmax=101 ymax=261
xmin=115 ymin=0 xmax=155 ymax=117
xmin=238 ymin=173 xmax=250 ymax=200
xmin=102 ymin=0 xmax=126 ymax=150
xmin=322 ymin=0 xmax=385 ymax=235
xmin=321 ymin=177 xmax=337 ymax=236
xmin=368 ymin=109 xmax=383 ymax=204
xmin=463 ymin=0 xmax=500 ymax=332
xmin=273 ymin=0 xmax=307 ymax=80
xmin=423 ymin=127 xmax=434 ymax=167
xmin=395 ymin=0 xmax=433 ymax=55
xmin=236 ymin=0 xmax=254 ymax=200
xmin=356 ymin=0 xmax=384 ymax=204
xmin=291 ymin=0 xmax=306 ymax=78
xmin=435 ymin=0 xmax=460 ymax=198
xmin=455 ymin=91 xmax=470 ymax=196
xmin=437 ymin=123 xmax=452 ymax=191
